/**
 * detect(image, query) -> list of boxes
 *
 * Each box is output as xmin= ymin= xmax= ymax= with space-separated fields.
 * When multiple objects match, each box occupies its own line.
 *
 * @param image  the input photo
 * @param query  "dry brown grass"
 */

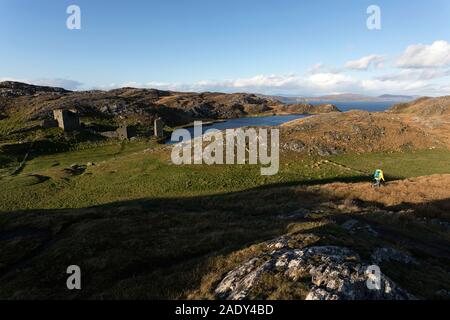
xmin=281 ymin=110 xmax=445 ymax=155
xmin=402 ymin=114 xmax=450 ymax=148
xmin=187 ymin=224 xmax=324 ymax=300
xmin=311 ymin=174 xmax=450 ymax=206
xmin=309 ymin=174 xmax=450 ymax=219
xmin=389 ymin=96 xmax=450 ymax=116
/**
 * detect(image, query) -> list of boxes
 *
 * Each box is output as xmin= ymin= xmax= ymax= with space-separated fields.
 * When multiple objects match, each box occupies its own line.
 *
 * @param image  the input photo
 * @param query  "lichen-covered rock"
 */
xmin=214 ymin=234 xmax=416 ymax=300
xmin=281 ymin=141 xmax=306 ymax=153
xmin=215 ymin=258 xmax=273 ymax=300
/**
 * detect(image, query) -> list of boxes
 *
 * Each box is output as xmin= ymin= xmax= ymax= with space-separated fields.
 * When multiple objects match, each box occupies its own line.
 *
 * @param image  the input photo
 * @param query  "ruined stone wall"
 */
xmin=53 ymin=109 xmax=80 ymax=131
xmin=154 ymin=118 xmax=164 ymax=137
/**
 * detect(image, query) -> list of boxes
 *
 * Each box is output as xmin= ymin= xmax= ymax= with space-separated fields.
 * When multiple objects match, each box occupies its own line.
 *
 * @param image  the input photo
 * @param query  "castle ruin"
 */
xmin=116 ymin=125 xmax=136 ymax=140
xmin=53 ymin=109 xmax=80 ymax=131
xmin=98 ymin=125 xmax=136 ymax=140
xmin=154 ymin=118 xmax=164 ymax=137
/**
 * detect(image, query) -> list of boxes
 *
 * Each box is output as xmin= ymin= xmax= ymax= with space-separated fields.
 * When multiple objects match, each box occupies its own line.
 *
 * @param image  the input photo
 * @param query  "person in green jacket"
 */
xmin=373 ymin=169 xmax=385 ymax=187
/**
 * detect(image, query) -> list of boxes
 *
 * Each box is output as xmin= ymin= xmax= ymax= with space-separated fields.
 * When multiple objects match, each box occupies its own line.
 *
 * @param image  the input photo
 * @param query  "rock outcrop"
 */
xmin=0 ymin=81 xmax=342 ymax=135
xmin=0 ymin=81 xmax=69 ymax=97
xmin=281 ymin=110 xmax=443 ymax=155
xmin=389 ymin=96 xmax=450 ymax=116
xmin=271 ymin=103 xmax=341 ymax=114
xmin=0 ymin=82 xmax=280 ymax=129
xmin=214 ymin=234 xmax=416 ymax=300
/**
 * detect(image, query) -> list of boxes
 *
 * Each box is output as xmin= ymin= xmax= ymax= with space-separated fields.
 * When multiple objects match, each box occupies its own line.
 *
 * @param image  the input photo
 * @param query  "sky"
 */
xmin=1 ymin=0 xmax=450 ymax=96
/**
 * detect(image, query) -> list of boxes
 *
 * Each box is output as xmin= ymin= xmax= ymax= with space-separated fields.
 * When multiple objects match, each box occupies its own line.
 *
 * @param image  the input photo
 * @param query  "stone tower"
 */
xmin=53 ymin=109 xmax=80 ymax=131
xmin=154 ymin=118 xmax=164 ymax=137
xmin=117 ymin=125 xmax=136 ymax=140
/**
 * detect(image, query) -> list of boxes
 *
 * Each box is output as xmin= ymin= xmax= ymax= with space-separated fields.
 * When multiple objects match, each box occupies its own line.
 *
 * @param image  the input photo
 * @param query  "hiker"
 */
xmin=373 ymin=169 xmax=385 ymax=187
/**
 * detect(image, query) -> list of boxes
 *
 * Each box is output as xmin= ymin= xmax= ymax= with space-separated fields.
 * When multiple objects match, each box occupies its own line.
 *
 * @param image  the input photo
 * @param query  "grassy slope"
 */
xmin=0 ymin=145 xmax=449 ymax=299
xmin=1 ymin=142 xmax=450 ymax=211
xmin=331 ymin=149 xmax=450 ymax=179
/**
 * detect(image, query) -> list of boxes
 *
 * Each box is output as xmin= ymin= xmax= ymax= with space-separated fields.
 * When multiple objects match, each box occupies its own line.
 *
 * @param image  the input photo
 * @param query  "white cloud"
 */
xmin=306 ymin=63 xmax=326 ymax=75
xmin=305 ymin=73 xmax=357 ymax=90
xmin=377 ymin=69 xmax=450 ymax=81
xmin=360 ymin=79 xmax=430 ymax=94
xmin=344 ymin=55 xmax=385 ymax=70
xmin=4 ymin=40 xmax=450 ymax=97
xmin=396 ymin=40 xmax=450 ymax=69
xmin=121 ymin=73 xmax=361 ymax=96
xmin=3 ymin=70 xmax=446 ymax=96
xmin=305 ymin=63 xmax=341 ymax=75
xmin=104 ymin=59 xmax=450 ymax=95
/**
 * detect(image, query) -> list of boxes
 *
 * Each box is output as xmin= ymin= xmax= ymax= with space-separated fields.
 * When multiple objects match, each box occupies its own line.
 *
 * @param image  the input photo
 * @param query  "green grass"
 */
xmin=330 ymin=149 xmax=450 ymax=178
xmin=0 ymin=146 xmax=449 ymax=299
xmin=0 ymin=112 xmax=33 ymax=138
xmin=21 ymin=139 xmax=153 ymax=174
xmin=0 ymin=148 xmax=449 ymax=212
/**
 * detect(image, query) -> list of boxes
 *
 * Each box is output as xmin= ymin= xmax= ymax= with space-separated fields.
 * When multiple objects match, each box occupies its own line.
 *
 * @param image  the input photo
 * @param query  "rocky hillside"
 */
xmin=271 ymin=103 xmax=340 ymax=114
xmin=0 ymin=81 xmax=69 ymax=98
xmin=389 ymin=96 xmax=450 ymax=116
xmin=190 ymin=174 xmax=450 ymax=300
xmin=281 ymin=110 xmax=446 ymax=156
xmin=206 ymin=237 xmax=417 ymax=300
xmin=0 ymin=82 xmax=337 ymax=132
xmin=155 ymin=92 xmax=275 ymax=119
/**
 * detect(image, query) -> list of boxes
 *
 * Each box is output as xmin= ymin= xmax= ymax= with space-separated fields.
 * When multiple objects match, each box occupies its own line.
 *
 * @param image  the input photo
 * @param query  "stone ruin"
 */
xmin=47 ymin=109 xmax=164 ymax=141
xmin=154 ymin=118 xmax=164 ymax=137
xmin=40 ymin=119 xmax=59 ymax=128
xmin=53 ymin=109 xmax=80 ymax=131
xmin=98 ymin=125 xmax=136 ymax=141
xmin=99 ymin=118 xmax=165 ymax=140
xmin=116 ymin=125 xmax=134 ymax=140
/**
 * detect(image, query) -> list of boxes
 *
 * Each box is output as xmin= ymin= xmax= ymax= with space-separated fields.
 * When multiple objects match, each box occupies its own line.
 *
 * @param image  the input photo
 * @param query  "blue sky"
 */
xmin=1 ymin=0 xmax=449 ymax=95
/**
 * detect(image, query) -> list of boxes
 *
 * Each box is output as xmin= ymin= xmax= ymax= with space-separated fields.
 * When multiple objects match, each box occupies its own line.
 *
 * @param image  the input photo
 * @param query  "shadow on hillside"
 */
xmin=391 ymin=197 xmax=450 ymax=221
xmin=0 ymin=176 xmax=448 ymax=299
xmin=85 ymin=174 xmax=404 ymax=214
